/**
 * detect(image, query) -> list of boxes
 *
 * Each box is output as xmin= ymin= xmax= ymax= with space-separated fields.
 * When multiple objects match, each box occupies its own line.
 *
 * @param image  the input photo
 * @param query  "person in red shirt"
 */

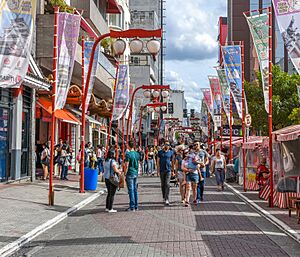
xmin=256 ymin=158 xmax=270 ymax=187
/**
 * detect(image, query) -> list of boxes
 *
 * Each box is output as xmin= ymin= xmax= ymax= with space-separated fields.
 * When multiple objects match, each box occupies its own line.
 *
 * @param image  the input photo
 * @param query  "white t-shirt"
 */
xmin=213 ymin=155 xmax=226 ymax=169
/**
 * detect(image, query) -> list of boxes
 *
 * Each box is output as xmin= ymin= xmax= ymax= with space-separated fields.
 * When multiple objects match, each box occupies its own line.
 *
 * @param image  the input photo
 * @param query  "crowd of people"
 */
xmin=38 ymin=138 xmax=271 ymax=214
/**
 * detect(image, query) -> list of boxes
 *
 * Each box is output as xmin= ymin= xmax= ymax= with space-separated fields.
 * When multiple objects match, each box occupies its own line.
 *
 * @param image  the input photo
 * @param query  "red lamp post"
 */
xmin=126 ymin=85 xmax=170 ymax=146
xmin=138 ymin=102 xmax=167 ymax=147
xmin=79 ymin=29 xmax=162 ymax=195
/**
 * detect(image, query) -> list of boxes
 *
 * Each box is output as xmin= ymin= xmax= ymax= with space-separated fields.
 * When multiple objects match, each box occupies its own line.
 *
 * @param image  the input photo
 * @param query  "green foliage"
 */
xmin=245 ymin=65 xmax=300 ymax=135
xmin=50 ymin=0 xmax=75 ymax=13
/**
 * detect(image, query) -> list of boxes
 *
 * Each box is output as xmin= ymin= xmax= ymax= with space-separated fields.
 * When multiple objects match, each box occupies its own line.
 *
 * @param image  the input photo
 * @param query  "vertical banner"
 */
xmin=221 ymin=45 xmax=243 ymax=119
xmin=245 ymin=13 xmax=269 ymax=113
xmin=201 ymin=88 xmax=213 ymax=117
xmin=208 ymin=75 xmax=222 ymax=130
xmin=0 ymin=0 xmax=36 ymax=88
xmin=83 ymin=40 xmax=99 ymax=113
xmin=55 ymin=12 xmax=81 ymax=110
xmin=200 ymin=99 xmax=208 ymax=136
xmin=216 ymin=67 xmax=230 ymax=124
xmin=272 ymin=0 xmax=300 ymax=74
xmin=112 ymin=64 xmax=129 ymax=121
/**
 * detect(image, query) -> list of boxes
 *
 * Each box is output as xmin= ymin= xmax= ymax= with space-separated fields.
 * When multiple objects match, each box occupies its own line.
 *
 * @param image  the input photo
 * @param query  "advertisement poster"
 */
xmin=55 ymin=12 xmax=81 ymax=110
xmin=216 ymin=67 xmax=230 ymax=124
xmin=201 ymin=88 xmax=213 ymax=117
xmin=208 ymin=75 xmax=222 ymax=115
xmin=82 ymin=40 xmax=99 ymax=113
xmin=0 ymin=0 xmax=36 ymax=88
xmin=221 ymin=45 xmax=243 ymax=119
xmin=112 ymin=64 xmax=129 ymax=121
xmin=272 ymin=0 xmax=300 ymax=74
xmin=245 ymin=13 xmax=269 ymax=113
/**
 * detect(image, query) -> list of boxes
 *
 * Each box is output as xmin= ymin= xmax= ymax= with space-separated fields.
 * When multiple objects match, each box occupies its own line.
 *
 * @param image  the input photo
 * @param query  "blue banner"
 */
xmin=112 ymin=64 xmax=129 ymax=121
xmin=221 ymin=45 xmax=243 ymax=119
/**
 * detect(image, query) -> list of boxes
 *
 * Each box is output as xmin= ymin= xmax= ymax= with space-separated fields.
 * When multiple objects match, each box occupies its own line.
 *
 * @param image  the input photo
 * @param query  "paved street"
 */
xmin=12 ymin=177 xmax=300 ymax=257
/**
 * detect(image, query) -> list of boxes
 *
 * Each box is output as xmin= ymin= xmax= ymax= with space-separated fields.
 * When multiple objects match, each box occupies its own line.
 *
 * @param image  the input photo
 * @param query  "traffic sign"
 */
xmin=245 ymin=114 xmax=252 ymax=127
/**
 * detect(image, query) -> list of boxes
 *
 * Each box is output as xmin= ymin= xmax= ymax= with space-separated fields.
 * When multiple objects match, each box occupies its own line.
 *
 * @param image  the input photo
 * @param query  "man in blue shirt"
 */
xmin=157 ymin=141 xmax=174 ymax=205
xmin=124 ymin=141 xmax=140 ymax=211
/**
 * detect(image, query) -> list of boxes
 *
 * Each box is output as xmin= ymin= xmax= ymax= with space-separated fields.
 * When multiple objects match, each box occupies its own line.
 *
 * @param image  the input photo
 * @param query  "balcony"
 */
xmin=36 ymin=14 xmax=116 ymax=100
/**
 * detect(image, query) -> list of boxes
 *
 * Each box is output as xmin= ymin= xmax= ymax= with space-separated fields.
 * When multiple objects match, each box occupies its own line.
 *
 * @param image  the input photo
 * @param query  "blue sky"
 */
xmin=165 ymin=0 xmax=227 ymax=111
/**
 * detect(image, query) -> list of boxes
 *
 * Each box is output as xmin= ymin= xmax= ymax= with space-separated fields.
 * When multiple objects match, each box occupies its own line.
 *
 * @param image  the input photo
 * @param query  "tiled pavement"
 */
xmin=11 ymin=176 xmax=300 ymax=257
xmin=0 ymin=173 xmax=105 ymax=251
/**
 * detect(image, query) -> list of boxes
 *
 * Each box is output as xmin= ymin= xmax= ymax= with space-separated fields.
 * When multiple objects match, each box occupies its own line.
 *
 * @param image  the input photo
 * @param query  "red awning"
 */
xmin=273 ymin=125 xmax=300 ymax=142
xmin=37 ymin=97 xmax=80 ymax=125
xmin=107 ymin=0 xmax=121 ymax=14
xmin=242 ymin=136 xmax=268 ymax=150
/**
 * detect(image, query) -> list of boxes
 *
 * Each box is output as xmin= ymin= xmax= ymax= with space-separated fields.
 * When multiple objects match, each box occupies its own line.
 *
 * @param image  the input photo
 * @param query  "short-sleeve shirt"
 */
xmin=213 ymin=155 xmax=226 ymax=169
xmin=195 ymin=150 xmax=208 ymax=171
xmin=125 ymin=150 xmax=140 ymax=177
xmin=158 ymin=149 xmax=174 ymax=173
xmin=104 ymin=159 xmax=118 ymax=180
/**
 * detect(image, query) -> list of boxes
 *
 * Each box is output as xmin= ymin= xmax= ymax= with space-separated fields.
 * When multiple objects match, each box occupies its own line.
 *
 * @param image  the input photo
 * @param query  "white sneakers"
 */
xmin=108 ymin=209 xmax=117 ymax=213
xmin=165 ymin=200 xmax=170 ymax=206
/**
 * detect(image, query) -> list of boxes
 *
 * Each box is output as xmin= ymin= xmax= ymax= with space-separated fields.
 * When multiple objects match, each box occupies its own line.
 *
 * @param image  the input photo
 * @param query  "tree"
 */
xmin=245 ymin=65 xmax=299 ymax=135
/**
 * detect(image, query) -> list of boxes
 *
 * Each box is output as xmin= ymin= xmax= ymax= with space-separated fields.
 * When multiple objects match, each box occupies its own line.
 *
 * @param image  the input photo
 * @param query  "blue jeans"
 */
xmin=61 ymin=165 xmax=68 ymax=179
xmin=197 ymin=171 xmax=206 ymax=201
xmin=97 ymin=158 xmax=104 ymax=173
xmin=148 ymin=159 xmax=154 ymax=174
xmin=143 ymin=160 xmax=148 ymax=174
xmin=126 ymin=176 xmax=138 ymax=210
xmin=206 ymin=164 xmax=210 ymax=178
xmin=186 ymin=172 xmax=199 ymax=183
xmin=215 ymin=168 xmax=225 ymax=186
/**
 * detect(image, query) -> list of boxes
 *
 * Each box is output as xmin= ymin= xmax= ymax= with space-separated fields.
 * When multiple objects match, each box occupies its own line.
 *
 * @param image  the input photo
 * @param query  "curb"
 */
xmin=0 ymin=190 xmax=106 ymax=257
xmin=225 ymin=183 xmax=300 ymax=244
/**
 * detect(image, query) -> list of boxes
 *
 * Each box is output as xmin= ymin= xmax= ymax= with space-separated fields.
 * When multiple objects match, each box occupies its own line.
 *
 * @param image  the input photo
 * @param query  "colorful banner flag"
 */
xmin=55 ymin=12 xmax=81 ymax=110
xmin=0 ymin=0 xmax=36 ymax=88
xmin=245 ymin=13 xmax=269 ymax=113
xmin=221 ymin=45 xmax=243 ymax=119
xmin=201 ymin=88 xmax=213 ymax=117
xmin=82 ymin=40 xmax=99 ymax=113
xmin=208 ymin=75 xmax=222 ymax=115
xmin=112 ymin=64 xmax=129 ymax=121
xmin=216 ymin=68 xmax=230 ymax=124
xmin=272 ymin=0 xmax=300 ymax=74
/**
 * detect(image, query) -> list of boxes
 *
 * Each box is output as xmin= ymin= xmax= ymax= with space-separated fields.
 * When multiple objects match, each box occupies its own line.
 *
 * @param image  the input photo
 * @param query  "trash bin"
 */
xmin=226 ymin=164 xmax=236 ymax=183
xmin=84 ymin=168 xmax=98 ymax=191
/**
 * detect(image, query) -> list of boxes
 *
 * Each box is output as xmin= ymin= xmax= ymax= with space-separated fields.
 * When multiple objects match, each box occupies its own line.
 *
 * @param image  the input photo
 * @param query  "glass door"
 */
xmin=0 ymin=108 xmax=10 ymax=182
xmin=21 ymin=110 xmax=30 ymax=177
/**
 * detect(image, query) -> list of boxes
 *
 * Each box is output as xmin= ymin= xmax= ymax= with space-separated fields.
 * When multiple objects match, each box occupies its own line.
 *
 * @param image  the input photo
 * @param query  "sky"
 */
xmin=165 ymin=0 xmax=227 ymax=112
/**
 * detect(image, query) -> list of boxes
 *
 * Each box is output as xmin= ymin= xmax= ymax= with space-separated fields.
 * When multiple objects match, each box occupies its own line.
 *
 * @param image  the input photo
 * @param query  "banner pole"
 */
xmin=207 ymin=113 xmax=210 ymax=148
xmin=80 ymin=36 xmax=85 ymax=193
xmin=116 ymin=120 xmax=119 ymax=161
xmin=268 ymin=6 xmax=274 ymax=208
xmin=241 ymin=41 xmax=247 ymax=192
xmin=106 ymin=63 xmax=119 ymax=158
xmin=139 ymin=106 xmax=144 ymax=147
xmin=49 ymin=6 xmax=59 ymax=206
xmin=229 ymin=93 xmax=233 ymax=164
xmin=122 ymin=114 xmax=125 ymax=164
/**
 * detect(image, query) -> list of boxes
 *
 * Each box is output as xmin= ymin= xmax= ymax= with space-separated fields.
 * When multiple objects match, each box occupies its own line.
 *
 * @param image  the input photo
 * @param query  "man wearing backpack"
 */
xmin=124 ymin=140 xmax=140 ymax=211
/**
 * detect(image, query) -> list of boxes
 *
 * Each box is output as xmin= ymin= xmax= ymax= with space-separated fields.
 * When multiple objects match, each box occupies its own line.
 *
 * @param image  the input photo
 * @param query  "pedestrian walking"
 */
xmin=182 ymin=147 xmax=199 ymax=206
xmin=157 ymin=141 xmax=175 ymax=206
xmin=41 ymin=143 xmax=50 ymax=180
xmin=212 ymin=149 xmax=227 ymax=191
xmin=144 ymin=146 xmax=149 ymax=175
xmin=124 ymin=140 xmax=140 ymax=211
xmin=60 ymin=144 xmax=71 ymax=180
xmin=148 ymin=147 xmax=155 ymax=175
xmin=97 ymin=145 xmax=104 ymax=174
xmin=175 ymin=148 xmax=186 ymax=203
xmin=103 ymin=150 xmax=122 ymax=213
xmin=137 ymin=146 xmax=145 ymax=175
xmin=193 ymin=142 xmax=209 ymax=202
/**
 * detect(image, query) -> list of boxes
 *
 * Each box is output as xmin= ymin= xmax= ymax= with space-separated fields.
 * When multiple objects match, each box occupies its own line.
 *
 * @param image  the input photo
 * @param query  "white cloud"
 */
xmin=166 ymin=0 xmax=226 ymax=61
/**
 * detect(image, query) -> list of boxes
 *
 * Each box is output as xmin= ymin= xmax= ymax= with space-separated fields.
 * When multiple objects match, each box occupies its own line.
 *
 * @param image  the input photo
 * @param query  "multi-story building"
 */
xmin=165 ymin=90 xmax=187 ymax=122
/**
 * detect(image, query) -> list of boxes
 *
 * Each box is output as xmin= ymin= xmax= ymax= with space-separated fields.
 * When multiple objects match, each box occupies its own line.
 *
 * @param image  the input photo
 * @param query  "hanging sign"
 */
xmin=82 ymin=40 xmax=100 ymax=113
xmin=55 ymin=12 xmax=81 ymax=110
xmin=272 ymin=0 xmax=300 ymax=74
xmin=245 ymin=13 xmax=269 ymax=113
xmin=0 ymin=0 xmax=37 ymax=88
xmin=112 ymin=64 xmax=129 ymax=121
xmin=221 ymin=45 xmax=243 ymax=119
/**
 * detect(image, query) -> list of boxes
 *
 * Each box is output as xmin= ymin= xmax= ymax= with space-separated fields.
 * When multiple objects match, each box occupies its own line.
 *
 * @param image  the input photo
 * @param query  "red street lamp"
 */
xmin=138 ymin=102 xmax=167 ymax=147
xmin=126 ymin=85 xmax=170 ymax=146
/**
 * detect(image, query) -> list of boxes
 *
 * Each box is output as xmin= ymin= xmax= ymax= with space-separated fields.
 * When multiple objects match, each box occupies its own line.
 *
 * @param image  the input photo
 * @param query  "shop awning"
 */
xmin=37 ymin=97 xmax=80 ymax=125
xmin=273 ymin=125 xmax=300 ymax=142
xmin=107 ymin=0 xmax=121 ymax=14
xmin=242 ymin=136 xmax=268 ymax=150
xmin=68 ymin=108 xmax=102 ymax=126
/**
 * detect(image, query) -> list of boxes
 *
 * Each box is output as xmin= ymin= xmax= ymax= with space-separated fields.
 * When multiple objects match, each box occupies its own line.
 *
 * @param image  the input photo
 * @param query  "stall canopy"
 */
xmin=222 ymin=137 xmax=243 ymax=147
xmin=273 ymin=124 xmax=300 ymax=142
xmin=37 ymin=97 xmax=80 ymax=125
xmin=107 ymin=0 xmax=122 ymax=14
xmin=242 ymin=136 xmax=268 ymax=150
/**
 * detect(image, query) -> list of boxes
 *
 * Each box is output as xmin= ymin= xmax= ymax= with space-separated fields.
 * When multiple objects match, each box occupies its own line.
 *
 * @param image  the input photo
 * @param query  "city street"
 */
xmin=12 ymin=177 xmax=300 ymax=257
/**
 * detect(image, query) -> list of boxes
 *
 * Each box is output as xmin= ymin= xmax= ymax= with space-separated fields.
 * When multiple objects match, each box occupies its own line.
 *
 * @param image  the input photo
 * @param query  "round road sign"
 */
xmin=245 ymin=114 xmax=252 ymax=127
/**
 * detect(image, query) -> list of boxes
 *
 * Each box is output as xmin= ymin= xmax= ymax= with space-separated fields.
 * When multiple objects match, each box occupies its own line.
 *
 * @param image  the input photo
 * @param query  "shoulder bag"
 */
xmin=109 ymin=160 xmax=120 ymax=187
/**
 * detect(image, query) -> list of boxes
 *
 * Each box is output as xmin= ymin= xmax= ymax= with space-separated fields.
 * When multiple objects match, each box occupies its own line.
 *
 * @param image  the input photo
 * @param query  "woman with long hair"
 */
xmin=148 ymin=147 xmax=155 ymax=175
xmin=103 ymin=150 xmax=122 ymax=213
xmin=41 ymin=143 xmax=50 ymax=180
xmin=175 ymin=148 xmax=186 ymax=203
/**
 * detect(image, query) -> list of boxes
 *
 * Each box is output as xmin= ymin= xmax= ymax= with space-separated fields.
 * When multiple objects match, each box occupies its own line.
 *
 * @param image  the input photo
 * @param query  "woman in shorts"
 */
xmin=175 ymin=148 xmax=186 ymax=203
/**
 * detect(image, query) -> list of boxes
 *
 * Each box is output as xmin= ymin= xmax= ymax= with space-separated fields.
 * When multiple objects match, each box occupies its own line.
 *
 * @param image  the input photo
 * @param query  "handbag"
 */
xmin=109 ymin=160 xmax=120 ymax=187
